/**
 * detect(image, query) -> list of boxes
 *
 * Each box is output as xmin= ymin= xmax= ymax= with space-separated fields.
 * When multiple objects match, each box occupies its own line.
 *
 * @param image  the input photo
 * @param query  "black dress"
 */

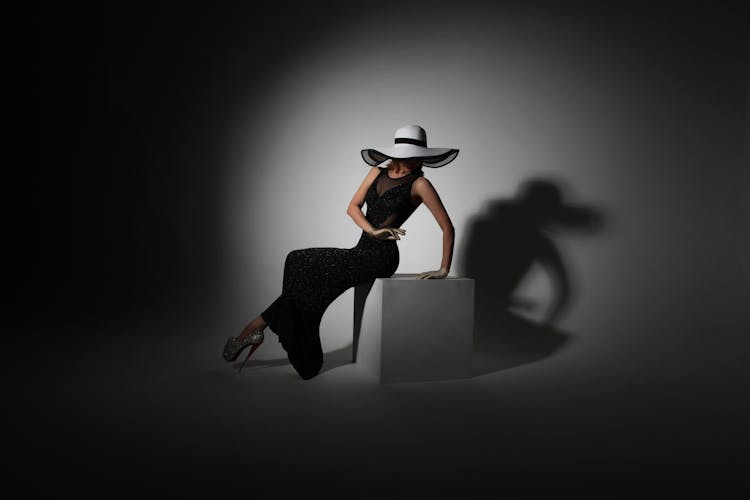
xmin=260 ymin=166 xmax=424 ymax=380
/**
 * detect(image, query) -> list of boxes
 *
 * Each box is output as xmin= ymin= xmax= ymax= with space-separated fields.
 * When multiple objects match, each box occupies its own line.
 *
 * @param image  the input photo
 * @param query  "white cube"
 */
xmin=353 ymin=274 xmax=474 ymax=383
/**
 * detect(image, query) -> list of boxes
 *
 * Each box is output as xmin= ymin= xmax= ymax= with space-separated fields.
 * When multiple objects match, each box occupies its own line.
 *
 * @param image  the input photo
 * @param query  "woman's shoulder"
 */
xmin=412 ymin=174 xmax=434 ymax=192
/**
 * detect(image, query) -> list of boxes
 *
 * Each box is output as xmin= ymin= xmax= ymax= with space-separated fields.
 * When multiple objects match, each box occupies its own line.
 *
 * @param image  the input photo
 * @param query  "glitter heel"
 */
xmin=223 ymin=329 xmax=265 ymax=369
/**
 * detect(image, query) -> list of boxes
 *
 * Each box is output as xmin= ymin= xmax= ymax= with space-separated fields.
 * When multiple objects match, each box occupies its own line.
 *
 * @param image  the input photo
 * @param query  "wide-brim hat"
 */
xmin=361 ymin=125 xmax=459 ymax=168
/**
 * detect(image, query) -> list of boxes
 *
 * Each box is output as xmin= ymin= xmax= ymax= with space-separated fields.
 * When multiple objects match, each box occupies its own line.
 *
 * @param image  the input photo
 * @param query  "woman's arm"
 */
xmin=346 ymin=167 xmax=381 ymax=235
xmin=413 ymin=177 xmax=455 ymax=275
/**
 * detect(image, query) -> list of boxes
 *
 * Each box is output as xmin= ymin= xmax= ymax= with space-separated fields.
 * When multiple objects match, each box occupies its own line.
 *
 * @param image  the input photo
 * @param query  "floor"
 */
xmin=12 ymin=311 xmax=746 ymax=498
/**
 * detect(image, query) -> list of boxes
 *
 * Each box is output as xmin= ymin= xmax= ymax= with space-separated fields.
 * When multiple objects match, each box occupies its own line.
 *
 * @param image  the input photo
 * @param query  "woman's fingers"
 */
xmin=416 ymin=270 xmax=446 ymax=279
xmin=372 ymin=227 xmax=405 ymax=240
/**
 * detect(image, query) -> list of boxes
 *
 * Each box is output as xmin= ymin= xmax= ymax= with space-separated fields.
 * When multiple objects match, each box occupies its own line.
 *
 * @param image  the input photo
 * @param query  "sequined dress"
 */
xmin=260 ymin=166 xmax=424 ymax=380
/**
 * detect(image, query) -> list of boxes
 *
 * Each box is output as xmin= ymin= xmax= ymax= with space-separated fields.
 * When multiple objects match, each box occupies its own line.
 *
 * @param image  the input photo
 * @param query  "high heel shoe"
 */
xmin=223 ymin=329 xmax=265 ymax=372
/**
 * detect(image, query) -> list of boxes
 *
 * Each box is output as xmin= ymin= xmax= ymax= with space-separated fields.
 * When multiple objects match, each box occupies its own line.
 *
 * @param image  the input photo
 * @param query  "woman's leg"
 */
xmin=235 ymin=249 xmax=304 ymax=343
xmin=260 ymin=294 xmax=324 ymax=379
xmin=232 ymin=247 xmax=364 ymax=379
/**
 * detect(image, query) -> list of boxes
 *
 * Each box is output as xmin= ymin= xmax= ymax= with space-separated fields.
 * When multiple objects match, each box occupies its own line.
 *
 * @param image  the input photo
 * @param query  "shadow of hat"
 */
xmin=516 ymin=179 xmax=602 ymax=232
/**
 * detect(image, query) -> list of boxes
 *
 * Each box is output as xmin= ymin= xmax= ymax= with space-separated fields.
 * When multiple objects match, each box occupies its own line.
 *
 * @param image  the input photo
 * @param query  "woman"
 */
xmin=223 ymin=124 xmax=459 ymax=380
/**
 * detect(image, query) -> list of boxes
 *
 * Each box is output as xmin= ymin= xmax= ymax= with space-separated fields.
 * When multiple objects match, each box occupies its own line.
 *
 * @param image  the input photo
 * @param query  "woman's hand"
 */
xmin=416 ymin=268 xmax=448 ymax=279
xmin=369 ymin=227 xmax=406 ymax=240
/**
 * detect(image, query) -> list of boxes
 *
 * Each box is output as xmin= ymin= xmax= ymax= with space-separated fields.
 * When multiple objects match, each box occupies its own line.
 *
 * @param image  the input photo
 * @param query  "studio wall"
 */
xmin=29 ymin=2 xmax=748 ymax=370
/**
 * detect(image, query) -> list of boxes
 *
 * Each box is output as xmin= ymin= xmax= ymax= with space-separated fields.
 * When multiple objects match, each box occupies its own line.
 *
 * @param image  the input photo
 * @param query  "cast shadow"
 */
xmin=232 ymin=345 xmax=352 ymax=374
xmin=460 ymin=177 xmax=605 ymax=375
